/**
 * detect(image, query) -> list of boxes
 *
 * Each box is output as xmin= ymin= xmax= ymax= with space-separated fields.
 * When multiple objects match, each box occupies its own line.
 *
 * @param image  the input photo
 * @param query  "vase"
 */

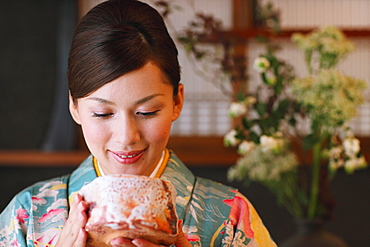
xmin=280 ymin=219 xmax=349 ymax=247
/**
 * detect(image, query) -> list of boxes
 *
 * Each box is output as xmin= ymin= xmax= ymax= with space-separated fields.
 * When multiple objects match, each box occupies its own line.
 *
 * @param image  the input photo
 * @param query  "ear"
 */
xmin=69 ymin=92 xmax=81 ymax=125
xmin=172 ymin=84 xmax=184 ymax=122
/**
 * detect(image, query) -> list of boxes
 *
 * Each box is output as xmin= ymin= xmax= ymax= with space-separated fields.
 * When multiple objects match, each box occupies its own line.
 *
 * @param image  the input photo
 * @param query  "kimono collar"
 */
xmin=67 ymin=155 xmax=98 ymax=204
xmin=160 ymin=150 xmax=196 ymax=221
xmin=93 ymin=149 xmax=170 ymax=178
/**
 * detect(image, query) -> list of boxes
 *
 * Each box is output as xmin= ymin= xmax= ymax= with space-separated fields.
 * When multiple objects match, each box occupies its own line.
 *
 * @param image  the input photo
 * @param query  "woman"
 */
xmin=0 ymin=0 xmax=276 ymax=246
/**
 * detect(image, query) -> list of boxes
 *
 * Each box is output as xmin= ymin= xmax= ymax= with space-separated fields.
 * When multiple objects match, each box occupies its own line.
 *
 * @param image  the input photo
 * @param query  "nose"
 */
xmin=114 ymin=116 xmax=140 ymax=146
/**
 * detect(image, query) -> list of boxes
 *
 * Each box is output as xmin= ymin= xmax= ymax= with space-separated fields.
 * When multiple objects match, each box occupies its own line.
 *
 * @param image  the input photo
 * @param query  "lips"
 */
xmin=110 ymin=149 xmax=145 ymax=165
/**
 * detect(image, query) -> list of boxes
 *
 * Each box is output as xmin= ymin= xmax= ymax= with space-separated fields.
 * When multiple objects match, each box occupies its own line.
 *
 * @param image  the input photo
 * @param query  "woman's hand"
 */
xmin=56 ymin=193 xmax=88 ymax=247
xmin=110 ymin=220 xmax=192 ymax=247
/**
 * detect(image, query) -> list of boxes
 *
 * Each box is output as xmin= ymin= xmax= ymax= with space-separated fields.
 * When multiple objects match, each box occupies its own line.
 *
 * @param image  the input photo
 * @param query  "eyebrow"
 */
xmin=86 ymin=93 xmax=164 ymax=105
xmin=135 ymin=93 xmax=164 ymax=105
xmin=86 ymin=97 xmax=115 ymax=105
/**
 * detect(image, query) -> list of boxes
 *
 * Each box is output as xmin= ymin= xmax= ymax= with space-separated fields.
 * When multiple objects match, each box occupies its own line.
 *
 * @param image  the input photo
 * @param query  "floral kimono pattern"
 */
xmin=0 ymin=150 xmax=276 ymax=247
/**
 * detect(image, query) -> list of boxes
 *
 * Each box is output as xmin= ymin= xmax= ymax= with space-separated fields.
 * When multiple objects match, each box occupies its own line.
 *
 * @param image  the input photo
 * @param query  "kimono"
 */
xmin=0 ymin=149 xmax=276 ymax=247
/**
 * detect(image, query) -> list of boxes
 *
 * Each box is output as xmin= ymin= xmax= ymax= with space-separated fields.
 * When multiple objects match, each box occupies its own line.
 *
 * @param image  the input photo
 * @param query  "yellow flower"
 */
xmin=291 ymin=69 xmax=366 ymax=127
xmin=244 ymin=96 xmax=257 ymax=105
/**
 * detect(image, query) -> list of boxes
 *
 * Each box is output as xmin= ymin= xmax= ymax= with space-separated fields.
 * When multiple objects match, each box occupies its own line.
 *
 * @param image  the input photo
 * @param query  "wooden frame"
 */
xmin=1 ymin=136 xmax=370 ymax=167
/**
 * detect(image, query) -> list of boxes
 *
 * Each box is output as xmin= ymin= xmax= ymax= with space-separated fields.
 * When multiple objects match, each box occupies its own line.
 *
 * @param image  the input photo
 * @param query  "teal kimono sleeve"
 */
xmin=0 ymin=192 xmax=32 ymax=246
xmin=224 ymin=191 xmax=277 ymax=246
xmin=1 ymin=176 xmax=71 ymax=247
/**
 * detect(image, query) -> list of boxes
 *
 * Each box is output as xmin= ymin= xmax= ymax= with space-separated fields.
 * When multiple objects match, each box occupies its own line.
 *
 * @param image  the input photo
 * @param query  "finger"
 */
xmin=67 ymin=199 xmax=88 ymax=236
xmin=73 ymin=228 xmax=88 ymax=247
xmin=71 ymin=193 xmax=83 ymax=210
xmin=131 ymin=238 xmax=165 ymax=247
xmin=131 ymin=220 xmax=191 ymax=247
xmin=174 ymin=220 xmax=192 ymax=247
xmin=110 ymin=237 xmax=137 ymax=247
xmin=56 ymin=194 xmax=88 ymax=246
xmin=67 ymin=194 xmax=87 ymax=225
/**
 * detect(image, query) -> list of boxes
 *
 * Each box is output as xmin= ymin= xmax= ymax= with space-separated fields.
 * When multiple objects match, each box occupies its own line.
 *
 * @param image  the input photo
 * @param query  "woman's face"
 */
xmin=69 ymin=62 xmax=183 ymax=176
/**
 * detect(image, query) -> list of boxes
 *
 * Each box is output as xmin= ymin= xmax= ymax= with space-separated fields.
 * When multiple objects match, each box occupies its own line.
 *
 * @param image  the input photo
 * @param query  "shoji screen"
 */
xmin=159 ymin=0 xmax=234 ymax=136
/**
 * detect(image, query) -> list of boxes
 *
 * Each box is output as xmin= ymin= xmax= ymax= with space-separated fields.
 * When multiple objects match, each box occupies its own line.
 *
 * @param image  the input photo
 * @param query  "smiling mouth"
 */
xmin=117 ymin=152 xmax=141 ymax=159
xmin=110 ymin=149 xmax=146 ymax=164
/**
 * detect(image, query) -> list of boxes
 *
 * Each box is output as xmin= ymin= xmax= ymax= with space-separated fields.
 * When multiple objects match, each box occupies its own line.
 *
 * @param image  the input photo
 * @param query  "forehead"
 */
xmin=84 ymin=63 xmax=173 ymax=102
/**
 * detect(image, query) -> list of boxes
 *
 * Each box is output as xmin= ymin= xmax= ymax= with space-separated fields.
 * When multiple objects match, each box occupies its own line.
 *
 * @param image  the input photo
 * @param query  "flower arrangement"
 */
xmin=225 ymin=26 xmax=367 ymax=219
xmin=154 ymin=0 xmax=368 ymax=220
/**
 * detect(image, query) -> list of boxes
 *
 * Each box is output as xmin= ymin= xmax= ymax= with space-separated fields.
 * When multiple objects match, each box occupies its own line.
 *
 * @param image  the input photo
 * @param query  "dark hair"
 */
xmin=68 ymin=0 xmax=180 ymax=102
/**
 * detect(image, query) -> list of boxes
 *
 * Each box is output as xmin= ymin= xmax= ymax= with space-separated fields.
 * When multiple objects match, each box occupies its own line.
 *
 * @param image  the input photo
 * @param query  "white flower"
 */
xmin=238 ymin=140 xmax=255 ymax=155
xmin=344 ymin=156 xmax=367 ymax=173
xmin=260 ymin=135 xmax=276 ymax=152
xmin=253 ymin=57 xmax=270 ymax=73
xmin=260 ymin=135 xmax=283 ymax=153
xmin=329 ymin=159 xmax=344 ymax=171
xmin=224 ymin=129 xmax=240 ymax=147
xmin=0 ymin=225 xmax=13 ymax=246
xmin=231 ymin=231 xmax=247 ymax=246
xmin=343 ymin=138 xmax=360 ymax=158
xmin=227 ymin=166 xmax=241 ymax=181
xmin=222 ymin=221 xmax=234 ymax=246
xmin=230 ymin=146 xmax=298 ymax=182
xmin=328 ymin=146 xmax=343 ymax=160
xmin=228 ymin=102 xmax=247 ymax=118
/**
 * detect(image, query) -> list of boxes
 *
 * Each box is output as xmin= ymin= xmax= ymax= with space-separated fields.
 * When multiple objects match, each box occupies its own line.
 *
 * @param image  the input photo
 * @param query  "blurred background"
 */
xmin=1 ymin=0 xmax=369 ymax=245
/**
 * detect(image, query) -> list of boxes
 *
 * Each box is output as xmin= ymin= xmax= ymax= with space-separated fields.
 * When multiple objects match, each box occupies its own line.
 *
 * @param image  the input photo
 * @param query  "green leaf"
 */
xmin=234 ymin=127 xmax=246 ymax=140
xmin=242 ymin=117 xmax=253 ymax=130
xmin=261 ymin=72 xmax=268 ymax=85
xmin=256 ymin=102 xmax=266 ymax=117
xmin=249 ymin=131 xmax=260 ymax=144
xmin=274 ymin=76 xmax=283 ymax=94
xmin=256 ymin=118 xmax=267 ymax=132
xmin=177 ymin=36 xmax=188 ymax=43
xmin=277 ymin=99 xmax=290 ymax=112
xmin=302 ymin=134 xmax=321 ymax=150
xmin=261 ymin=116 xmax=278 ymax=133
xmin=288 ymin=117 xmax=297 ymax=126
xmin=237 ymin=91 xmax=244 ymax=102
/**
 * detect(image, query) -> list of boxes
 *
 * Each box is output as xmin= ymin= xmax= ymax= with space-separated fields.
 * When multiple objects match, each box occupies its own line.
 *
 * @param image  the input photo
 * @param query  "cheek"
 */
xmin=147 ymin=119 xmax=172 ymax=143
xmin=80 ymin=121 xmax=110 ymax=151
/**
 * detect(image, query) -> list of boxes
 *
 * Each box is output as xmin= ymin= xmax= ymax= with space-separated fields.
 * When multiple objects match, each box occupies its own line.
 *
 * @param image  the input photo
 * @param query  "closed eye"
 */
xmin=93 ymin=113 xmax=113 ymax=118
xmin=136 ymin=110 xmax=159 ymax=118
